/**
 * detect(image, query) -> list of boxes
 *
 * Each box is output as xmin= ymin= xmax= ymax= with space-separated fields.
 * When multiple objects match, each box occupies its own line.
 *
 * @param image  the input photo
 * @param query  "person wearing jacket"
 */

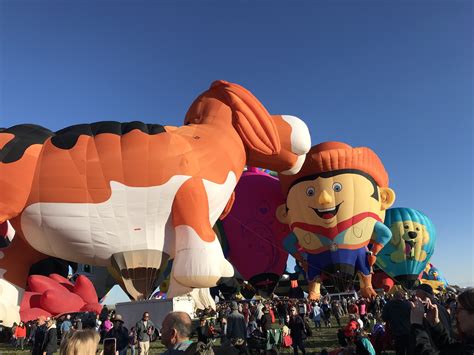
xmin=105 ymin=314 xmax=129 ymax=355
xmin=32 ymin=316 xmax=46 ymax=355
xmin=14 ymin=321 xmax=27 ymax=350
xmin=288 ymin=307 xmax=306 ymax=355
xmin=226 ymin=302 xmax=247 ymax=340
xmin=415 ymin=283 xmax=454 ymax=338
xmin=410 ymin=288 xmax=474 ymax=355
xmin=42 ymin=317 xmax=58 ymax=355
xmin=135 ymin=311 xmax=155 ymax=355
xmin=311 ymin=302 xmax=322 ymax=329
xmin=382 ymin=291 xmax=411 ymax=355
xmin=344 ymin=314 xmax=360 ymax=340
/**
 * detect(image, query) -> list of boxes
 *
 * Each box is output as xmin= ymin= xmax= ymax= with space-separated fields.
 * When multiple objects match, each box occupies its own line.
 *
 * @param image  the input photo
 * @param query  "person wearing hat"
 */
xmin=410 ymin=287 xmax=474 ymax=354
xmin=277 ymin=142 xmax=396 ymax=300
xmin=416 ymin=283 xmax=453 ymax=338
xmin=105 ymin=314 xmax=129 ymax=355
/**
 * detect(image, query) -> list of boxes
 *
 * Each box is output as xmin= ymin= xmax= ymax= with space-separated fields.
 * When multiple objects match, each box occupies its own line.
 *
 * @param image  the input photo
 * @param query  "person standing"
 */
xmin=60 ymin=315 xmax=72 ymax=338
xmin=136 ymin=311 xmax=155 ymax=355
xmin=311 ymin=302 xmax=322 ymax=330
xmin=14 ymin=321 xmax=27 ymax=350
xmin=382 ymin=291 xmax=411 ymax=355
xmin=28 ymin=320 xmax=37 ymax=346
xmin=42 ymin=317 xmax=58 ymax=355
xmin=32 ymin=316 xmax=46 ymax=355
xmin=129 ymin=326 xmax=138 ymax=355
xmin=105 ymin=314 xmax=129 ymax=355
xmin=288 ymin=307 xmax=306 ymax=355
xmin=321 ymin=301 xmax=332 ymax=328
xmin=341 ymin=297 xmax=348 ymax=316
xmin=332 ymin=301 xmax=342 ymax=327
xmin=227 ymin=301 xmax=248 ymax=354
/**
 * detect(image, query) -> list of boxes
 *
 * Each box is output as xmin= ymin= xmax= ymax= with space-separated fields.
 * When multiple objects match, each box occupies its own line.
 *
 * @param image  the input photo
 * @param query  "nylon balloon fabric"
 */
xmin=376 ymin=208 xmax=436 ymax=290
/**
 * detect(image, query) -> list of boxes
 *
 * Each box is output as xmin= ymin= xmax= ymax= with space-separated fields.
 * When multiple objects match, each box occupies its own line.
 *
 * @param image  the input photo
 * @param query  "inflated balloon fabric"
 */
xmin=20 ymin=274 xmax=102 ymax=322
xmin=220 ymin=168 xmax=290 ymax=296
xmin=0 ymin=81 xmax=311 ymax=302
xmin=376 ymin=208 xmax=436 ymax=290
xmin=278 ymin=142 xmax=396 ymax=298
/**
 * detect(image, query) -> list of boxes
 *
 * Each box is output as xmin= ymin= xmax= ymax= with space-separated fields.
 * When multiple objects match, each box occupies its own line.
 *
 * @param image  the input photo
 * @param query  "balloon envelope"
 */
xmin=376 ymin=208 xmax=436 ymax=289
xmin=220 ymin=169 xmax=289 ymax=295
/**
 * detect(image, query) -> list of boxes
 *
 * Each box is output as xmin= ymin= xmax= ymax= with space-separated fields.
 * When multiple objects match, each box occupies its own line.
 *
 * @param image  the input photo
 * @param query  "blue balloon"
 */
xmin=376 ymin=208 xmax=436 ymax=289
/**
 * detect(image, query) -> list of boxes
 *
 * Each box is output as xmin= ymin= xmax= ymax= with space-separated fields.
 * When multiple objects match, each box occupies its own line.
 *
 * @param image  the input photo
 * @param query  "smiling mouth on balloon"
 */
xmin=312 ymin=202 xmax=343 ymax=219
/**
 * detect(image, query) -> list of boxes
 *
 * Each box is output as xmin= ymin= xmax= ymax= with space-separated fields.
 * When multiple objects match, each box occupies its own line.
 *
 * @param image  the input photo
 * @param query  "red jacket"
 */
xmin=344 ymin=320 xmax=359 ymax=338
xmin=15 ymin=325 xmax=26 ymax=338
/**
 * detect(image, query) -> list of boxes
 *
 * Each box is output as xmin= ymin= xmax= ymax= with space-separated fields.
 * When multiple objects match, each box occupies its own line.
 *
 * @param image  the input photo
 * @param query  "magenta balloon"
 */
xmin=221 ymin=169 xmax=289 ymax=280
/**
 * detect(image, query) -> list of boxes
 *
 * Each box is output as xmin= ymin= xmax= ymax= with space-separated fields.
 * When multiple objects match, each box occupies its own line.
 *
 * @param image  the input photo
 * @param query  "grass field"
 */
xmin=0 ymin=315 xmax=394 ymax=354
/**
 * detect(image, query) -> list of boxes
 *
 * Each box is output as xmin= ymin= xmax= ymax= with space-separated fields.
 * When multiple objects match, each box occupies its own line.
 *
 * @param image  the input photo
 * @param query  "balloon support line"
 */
xmin=224 ymin=214 xmax=359 ymax=288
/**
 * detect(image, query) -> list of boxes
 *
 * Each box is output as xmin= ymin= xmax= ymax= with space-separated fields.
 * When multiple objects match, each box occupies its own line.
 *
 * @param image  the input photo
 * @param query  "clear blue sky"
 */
xmin=1 ymin=0 xmax=472 ymax=287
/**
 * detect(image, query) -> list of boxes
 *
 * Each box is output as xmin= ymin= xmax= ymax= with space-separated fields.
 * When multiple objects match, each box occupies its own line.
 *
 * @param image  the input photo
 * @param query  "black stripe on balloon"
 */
xmin=0 ymin=121 xmax=166 ymax=163
xmin=51 ymin=121 xmax=166 ymax=149
xmin=0 ymin=124 xmax=54 ymax=163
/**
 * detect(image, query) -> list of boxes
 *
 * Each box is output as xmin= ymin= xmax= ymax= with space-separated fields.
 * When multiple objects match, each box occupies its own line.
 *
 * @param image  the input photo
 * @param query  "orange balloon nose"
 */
xmin=318 ymin=190 xmax=333 ymax=205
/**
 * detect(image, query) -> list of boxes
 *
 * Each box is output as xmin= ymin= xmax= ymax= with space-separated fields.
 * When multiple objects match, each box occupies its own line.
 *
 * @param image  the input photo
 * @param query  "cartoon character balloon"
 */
xmin=420 ymin=263 xmax=447 ymax=292
xmin=0 ymin=80 xmax=311 ymax=306
xmin=277 ymin=142 xmax=396 ymax=299
xmin=219 ymin=167 xmax=290 ymax=297
xmin=375 ymin=208 xmax=436 ymax=290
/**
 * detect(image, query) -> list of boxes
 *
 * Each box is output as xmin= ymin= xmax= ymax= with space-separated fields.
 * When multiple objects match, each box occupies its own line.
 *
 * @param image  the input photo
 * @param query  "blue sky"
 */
xmin=1 ymin=0 xmax=472 ymax=287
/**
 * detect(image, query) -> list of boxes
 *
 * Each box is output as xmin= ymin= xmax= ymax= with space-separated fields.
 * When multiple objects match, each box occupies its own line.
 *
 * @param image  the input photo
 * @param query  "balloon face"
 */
xmin=376 ymin=208 xmax=436 ymax=289
xmin=286 ymin=172 xmax=384 ymax=253
xmin=277 ymin=142 xmax=395 ymax=296
xmin=220 ymin=170 xmax=290 ymax=295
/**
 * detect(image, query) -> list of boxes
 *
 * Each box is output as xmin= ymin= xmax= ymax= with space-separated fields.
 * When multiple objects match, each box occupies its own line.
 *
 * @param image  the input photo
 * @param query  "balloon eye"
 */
xmin=416 ymin=227 xmax=420 ymax=231
xmin=404 ymin=225 xmax=409 ymax=229
xmin=306 ymin=187 xmax=315 ymax=197
xmin=332 ymin=182 xmax=343 ymax=192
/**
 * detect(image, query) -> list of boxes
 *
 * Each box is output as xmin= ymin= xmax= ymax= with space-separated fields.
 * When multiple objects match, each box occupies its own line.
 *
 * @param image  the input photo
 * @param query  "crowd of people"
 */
xmin=1 ymin=284 xmax=473 ymax=354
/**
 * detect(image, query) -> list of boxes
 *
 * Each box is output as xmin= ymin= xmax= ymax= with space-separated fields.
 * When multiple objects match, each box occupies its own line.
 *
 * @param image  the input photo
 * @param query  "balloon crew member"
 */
xmin=105 ymin=314 xmax=129 ymax=355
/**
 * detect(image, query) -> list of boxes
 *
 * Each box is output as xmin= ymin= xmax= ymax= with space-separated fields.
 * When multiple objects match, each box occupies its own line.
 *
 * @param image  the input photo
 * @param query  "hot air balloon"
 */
xmin=0 ymin=81 xmax=311 ymax=304
xmin=376 ymin=208 xmax=436 ymax=290
xmin=420 ymin=263 xmax=448 ymax=292
xmin=277 ymin=142 xmax=396 ymax=298
xmin=219 ymin=167 xmax=290 ymax=297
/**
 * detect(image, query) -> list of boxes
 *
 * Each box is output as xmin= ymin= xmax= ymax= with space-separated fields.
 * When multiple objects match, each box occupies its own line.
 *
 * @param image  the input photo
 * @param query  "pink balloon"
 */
xmin=221 ymin=170 xmax=290 ymax=280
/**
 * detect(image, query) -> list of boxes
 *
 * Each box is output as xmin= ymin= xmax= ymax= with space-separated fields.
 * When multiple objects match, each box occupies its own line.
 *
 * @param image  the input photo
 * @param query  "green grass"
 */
xmin=0 ymin=316 xmax=394 ymax=354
